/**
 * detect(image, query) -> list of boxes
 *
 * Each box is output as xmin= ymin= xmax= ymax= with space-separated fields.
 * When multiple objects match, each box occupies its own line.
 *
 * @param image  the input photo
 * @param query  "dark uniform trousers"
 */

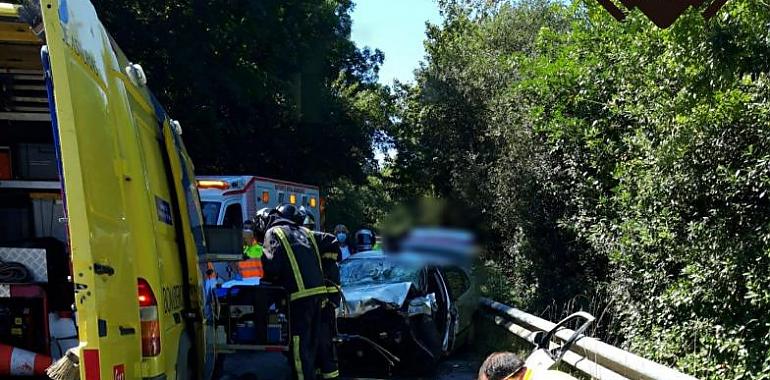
xmin=311 ymin=229 xmax=342 ymax=380
xmin=263 ymin=224 xmax=328 ymax=380
xmin=317 ymin=295 xmax=339 ymax=379
xmin=290 ymin=296 xmax=324 ymax=380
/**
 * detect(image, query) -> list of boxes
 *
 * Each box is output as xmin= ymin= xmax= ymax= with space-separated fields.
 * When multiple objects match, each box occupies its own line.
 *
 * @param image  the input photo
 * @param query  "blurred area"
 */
xmin=377 ymin=198 xmax=480 ymax=261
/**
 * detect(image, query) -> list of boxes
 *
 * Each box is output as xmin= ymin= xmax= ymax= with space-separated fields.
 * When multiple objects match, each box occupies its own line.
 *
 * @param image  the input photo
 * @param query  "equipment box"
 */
xmin=14 ymin=143 xmax=59 ymax=180
xmin=215 ymin=285 xmax=290 ymax=352
xmin=0 ymin=284 xmax=49 ymax=355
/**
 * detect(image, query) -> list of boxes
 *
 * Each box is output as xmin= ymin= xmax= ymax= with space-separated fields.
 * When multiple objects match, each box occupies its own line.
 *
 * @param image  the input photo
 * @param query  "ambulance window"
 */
xmin=201 ymin=201 xmax=221 ymax=226
xmin=278 ymin=192 xmax=285 ymax=203
xmin=222 ymin=204 xmax=243 ymax=228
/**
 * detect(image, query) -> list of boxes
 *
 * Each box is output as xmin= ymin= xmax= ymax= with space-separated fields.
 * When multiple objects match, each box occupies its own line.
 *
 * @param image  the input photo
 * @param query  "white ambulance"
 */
xmin=197 ymin=175 xmax=322 ymax=229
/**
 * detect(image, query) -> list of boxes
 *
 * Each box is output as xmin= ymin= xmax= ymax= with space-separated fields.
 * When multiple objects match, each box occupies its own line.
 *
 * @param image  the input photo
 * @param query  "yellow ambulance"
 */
xmin=0 ymin=0 xmax=222 ymax=378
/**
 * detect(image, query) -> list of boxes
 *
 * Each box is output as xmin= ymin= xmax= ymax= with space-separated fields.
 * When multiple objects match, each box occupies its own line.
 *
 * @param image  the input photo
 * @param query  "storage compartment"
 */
xmin=0 ymin=193 xmax=32 ymax=243
xmin=13 ymin=143 xmax=58 ymax=180
xmin=0 ymin=14 xmax=77 ymax=372
xmin=31 ymin=193 xmax=66 ymax=243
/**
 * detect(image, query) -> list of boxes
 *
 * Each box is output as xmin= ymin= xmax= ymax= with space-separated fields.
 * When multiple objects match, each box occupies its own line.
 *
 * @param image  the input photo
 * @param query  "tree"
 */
xmin=391 ymin=0 xmax=770 ymax=378
xmin=91 ymin=0 xmax=390 ymax=187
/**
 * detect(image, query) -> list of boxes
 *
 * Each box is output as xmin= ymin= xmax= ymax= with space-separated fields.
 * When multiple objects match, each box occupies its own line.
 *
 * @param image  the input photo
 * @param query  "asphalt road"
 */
xmin=429 ymin=353 xmax=481 ymax=380
xmin=217 ymin=350 xmax=481 ymax=380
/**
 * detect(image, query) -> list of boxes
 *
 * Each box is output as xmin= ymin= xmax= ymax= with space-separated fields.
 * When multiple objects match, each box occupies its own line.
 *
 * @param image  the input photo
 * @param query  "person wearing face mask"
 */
xmin=333 ymin=224 xmax=354 ymax=261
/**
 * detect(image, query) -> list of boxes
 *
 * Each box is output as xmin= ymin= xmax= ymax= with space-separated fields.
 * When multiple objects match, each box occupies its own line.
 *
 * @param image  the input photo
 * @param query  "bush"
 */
xmin=392 ymin=0 xmax=770 ymax=378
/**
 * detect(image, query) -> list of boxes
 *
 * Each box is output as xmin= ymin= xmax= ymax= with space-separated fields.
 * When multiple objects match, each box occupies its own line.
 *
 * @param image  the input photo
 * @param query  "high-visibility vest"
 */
xmin=244 ymin=241 xmax=264 ymax=259
xmin=238 ymin=258 xmax=263 ymax=279
xmin=528 ymin=369 xmax=579 ymax=380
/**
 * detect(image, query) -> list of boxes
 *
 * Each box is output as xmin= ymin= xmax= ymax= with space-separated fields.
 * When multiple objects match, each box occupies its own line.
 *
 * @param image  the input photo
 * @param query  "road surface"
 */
xmin=216 ymin=350 xmax=481 ymax=380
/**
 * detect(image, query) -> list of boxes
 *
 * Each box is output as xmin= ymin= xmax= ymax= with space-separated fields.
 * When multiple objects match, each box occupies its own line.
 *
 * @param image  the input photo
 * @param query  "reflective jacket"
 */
xmin=303 ymin=228 xmax=341 ymax=303
xmin=263 ymin=220 xmax=325 ymax=302
xmin=237 ymin=258 xmax=263 ymax=279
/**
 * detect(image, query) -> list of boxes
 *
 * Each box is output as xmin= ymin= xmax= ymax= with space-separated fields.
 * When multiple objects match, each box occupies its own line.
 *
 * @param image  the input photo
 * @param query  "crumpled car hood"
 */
xmin=340 ymin=282 xmax=414 ymax=318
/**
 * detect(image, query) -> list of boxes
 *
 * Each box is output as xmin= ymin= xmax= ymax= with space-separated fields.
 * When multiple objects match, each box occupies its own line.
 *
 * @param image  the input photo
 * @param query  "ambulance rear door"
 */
xmin=40 ymin=0 xmax=143 ymax=378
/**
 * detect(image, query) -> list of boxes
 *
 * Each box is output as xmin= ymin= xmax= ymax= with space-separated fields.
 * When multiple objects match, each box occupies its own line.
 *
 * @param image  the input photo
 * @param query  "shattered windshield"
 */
xmin=341 ymin=257 xmax=422 ymax=287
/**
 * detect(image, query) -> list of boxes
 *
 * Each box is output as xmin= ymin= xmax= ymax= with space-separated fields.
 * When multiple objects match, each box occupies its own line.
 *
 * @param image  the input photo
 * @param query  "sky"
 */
xmin=350 ymin=0 xmax=443 ymax=86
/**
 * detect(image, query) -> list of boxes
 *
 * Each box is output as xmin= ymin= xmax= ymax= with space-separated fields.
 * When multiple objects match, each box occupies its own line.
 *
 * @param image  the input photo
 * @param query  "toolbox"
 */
xmin=215 ymin=285 xmax=290 ymax=352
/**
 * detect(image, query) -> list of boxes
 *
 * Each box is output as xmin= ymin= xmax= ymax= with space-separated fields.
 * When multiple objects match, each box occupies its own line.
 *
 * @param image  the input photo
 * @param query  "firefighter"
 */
xmin=258 ymin=205 xmax=326 ymax=380
xmin=295 ymin=207 xmax=342 ymax=380
xmin=354 ymin=228 xmax=375 ymax=252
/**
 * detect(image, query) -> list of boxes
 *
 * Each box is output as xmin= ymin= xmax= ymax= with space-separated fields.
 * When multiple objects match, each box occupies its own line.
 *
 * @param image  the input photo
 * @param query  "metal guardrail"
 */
xmin=480 ymin=297 xmax=700 ymax=380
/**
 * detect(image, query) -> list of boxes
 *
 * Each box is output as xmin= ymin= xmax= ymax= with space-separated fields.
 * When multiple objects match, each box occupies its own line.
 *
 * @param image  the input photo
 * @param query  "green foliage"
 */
xmin=393 ymin=0 xmax=770 ymax=378
xmin=323 ymin=173 xmax=392 ymax=231
xmin=91 ymin=0 xmax=390 ymax=187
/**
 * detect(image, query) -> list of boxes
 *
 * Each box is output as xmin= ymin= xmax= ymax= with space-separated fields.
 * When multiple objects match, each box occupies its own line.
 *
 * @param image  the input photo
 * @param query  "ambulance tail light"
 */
xmin=309 ymin=197 xmax=317 ymax=208
xmin=262 ymin=191 xmax=270 ymax=203
xmin=289 ymin=194 xmax=297 ymax=204
xmin=137 ymin=278 xmax=161 ymax=357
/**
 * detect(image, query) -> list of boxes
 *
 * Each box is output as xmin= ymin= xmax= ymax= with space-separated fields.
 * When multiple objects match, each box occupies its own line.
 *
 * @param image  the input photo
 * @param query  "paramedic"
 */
xmin=238 ymin=219 xmax=264 ymax=279
xmin=333 ymin=224 xmax=353 ymax=260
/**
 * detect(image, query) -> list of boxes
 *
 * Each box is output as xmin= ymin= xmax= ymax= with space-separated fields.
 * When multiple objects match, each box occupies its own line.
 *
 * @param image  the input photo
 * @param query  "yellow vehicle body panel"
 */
xmin=26 ymin=0 xmax=210 ymax=378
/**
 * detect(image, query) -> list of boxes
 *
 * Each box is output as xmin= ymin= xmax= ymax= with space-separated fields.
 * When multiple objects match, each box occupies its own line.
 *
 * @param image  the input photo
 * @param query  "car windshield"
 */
xmin=200 ymin=201 xmax=221 ymax=225
xmin=341 ymin=257 xmax=422 ymax=287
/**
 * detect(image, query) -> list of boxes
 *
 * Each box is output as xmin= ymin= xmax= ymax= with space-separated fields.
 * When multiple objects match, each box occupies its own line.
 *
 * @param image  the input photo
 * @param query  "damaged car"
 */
xmin=336 ymin=251 xmax=478 ymax=374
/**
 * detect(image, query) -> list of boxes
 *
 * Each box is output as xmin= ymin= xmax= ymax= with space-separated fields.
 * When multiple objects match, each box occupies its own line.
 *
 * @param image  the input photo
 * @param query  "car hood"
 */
xmin=340 ymin=282 xmax=414 ymax=318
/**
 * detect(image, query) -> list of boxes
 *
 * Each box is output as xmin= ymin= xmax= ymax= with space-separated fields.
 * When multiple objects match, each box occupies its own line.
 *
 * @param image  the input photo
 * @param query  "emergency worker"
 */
xmin=238 ymin=219 xmax=264 ymax=279
xmin=258 ymin=206 xmax=326 ymax=380
xmin=354 ymin=228 xmax=375 ymax=252
xmin=478 ymin=352 xmax=579 ymax=380
xmin=333 ymin=224 xmax=354 ymax=260
xmin=296 ymin=207 xmax=342 ymax=380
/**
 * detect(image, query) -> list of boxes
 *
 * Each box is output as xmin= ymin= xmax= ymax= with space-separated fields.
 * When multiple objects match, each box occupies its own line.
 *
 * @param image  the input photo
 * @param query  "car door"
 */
xmin=441 ymin=266 xmax=476 ymax=345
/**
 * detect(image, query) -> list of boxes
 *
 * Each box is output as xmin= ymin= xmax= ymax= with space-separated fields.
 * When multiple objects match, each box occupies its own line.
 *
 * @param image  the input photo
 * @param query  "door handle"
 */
xmin=93 ymin=263 xmax=115 ymax=276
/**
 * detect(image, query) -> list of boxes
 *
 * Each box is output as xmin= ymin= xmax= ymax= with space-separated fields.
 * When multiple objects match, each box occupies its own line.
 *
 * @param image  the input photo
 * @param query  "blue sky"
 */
xmin=350 ymin=0 xmax=443 ymax=86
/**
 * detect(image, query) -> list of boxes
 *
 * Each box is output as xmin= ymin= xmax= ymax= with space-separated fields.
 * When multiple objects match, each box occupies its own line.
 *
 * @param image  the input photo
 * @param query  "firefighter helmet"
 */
xmin=297 ymin=206 xmax=315 ymax=228
xmin=276 ymin=203 xmax=300 ymax=224
xmin=254 ymin=207 xmax=275 ymax=238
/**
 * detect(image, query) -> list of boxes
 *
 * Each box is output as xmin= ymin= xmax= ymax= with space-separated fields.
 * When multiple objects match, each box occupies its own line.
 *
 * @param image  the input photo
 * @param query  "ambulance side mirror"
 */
xmin=200 ymin=226 xmax=243 ymax=262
